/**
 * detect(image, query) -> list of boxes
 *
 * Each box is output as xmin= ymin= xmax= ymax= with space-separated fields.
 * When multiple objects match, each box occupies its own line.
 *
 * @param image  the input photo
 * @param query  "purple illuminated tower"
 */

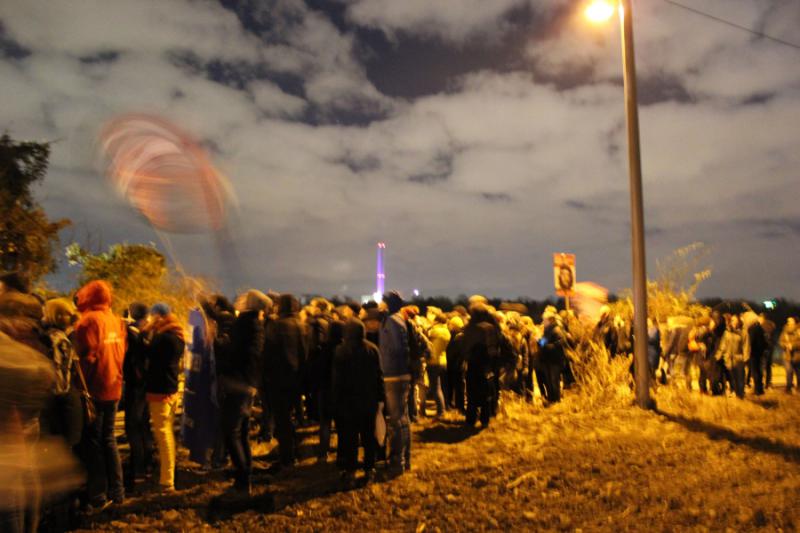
xmin=376 ymin=242 xmax=386 ymax=296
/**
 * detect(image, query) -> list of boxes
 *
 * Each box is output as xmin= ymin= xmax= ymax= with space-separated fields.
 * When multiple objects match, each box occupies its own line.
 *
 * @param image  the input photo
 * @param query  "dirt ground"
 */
xmin=79 ymin=368 xmax=800 ymax=532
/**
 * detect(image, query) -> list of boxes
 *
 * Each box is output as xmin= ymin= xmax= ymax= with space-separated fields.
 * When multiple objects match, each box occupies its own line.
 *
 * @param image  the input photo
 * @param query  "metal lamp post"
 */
xmin=587 ymin=0 xmax=652 ymax=409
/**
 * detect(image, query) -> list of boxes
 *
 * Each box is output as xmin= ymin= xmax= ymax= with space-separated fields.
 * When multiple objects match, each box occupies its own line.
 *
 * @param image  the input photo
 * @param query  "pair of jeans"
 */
xmin=222 ymin=392 xmax=254 ymax=487
xmin=426 ymin=366 xmax=446 ymax=416
xmin=148 ymin=397 xmax=178 ymax=489
xmin=83 ymin=400 xmax=124 ymax=503
xmin=384 ymin=380 xmax=410 ymax=469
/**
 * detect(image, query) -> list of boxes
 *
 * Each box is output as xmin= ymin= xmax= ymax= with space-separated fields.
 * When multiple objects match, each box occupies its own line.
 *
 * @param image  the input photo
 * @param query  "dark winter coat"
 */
xmin=144 ymin=327 xmax=185 ymax=396
xmin=331 ymin=319 xmax=385 ymax=418
xmin=224 ymin=310 xmax=264 ymax=390
xmin=124 ymin=324 xmax=148 ymax=391
xmin=264 ymin=308 xmax=307 ymax=389
xmin=539 ymin=321 xmax=566 ymax=367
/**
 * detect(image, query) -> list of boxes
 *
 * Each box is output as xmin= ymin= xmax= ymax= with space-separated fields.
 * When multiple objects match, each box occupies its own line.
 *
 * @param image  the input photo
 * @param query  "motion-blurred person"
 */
xmin=204 ymin=295 xmax=235 ymax=469
xmin=221 ymin=290 xmax=269 ymax=494
xmin=143 ymin=303 xmax=185 ymax=493
xmin=264 ymin=294 xmax=307 ymax=470
xmin=182 ymin=302 xmax=219 ymax=469
xmin=332 ymin=318 xmax=385 ymax=486
xmin=122 ymin=302 xmax=153 ymax=492
xmin=0 ymin=272 xmax=49 ymax=532
xmin=379 ymin=291 xmax=412 ymax=475
xmin=73 ymin=280 xmax=127 ymax=511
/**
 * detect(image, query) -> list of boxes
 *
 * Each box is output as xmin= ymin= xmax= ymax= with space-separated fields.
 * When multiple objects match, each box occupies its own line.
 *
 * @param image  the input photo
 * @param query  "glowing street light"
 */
xmin=585 ymin=0 xmax=615 ymax=23
xmin=585 ymin=0 xmax=652 ymax=409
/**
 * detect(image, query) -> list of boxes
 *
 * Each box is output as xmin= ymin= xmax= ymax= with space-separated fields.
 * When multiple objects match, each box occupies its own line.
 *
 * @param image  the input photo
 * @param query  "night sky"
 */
xmin=1 ymin=0 xmax=798 ymax=300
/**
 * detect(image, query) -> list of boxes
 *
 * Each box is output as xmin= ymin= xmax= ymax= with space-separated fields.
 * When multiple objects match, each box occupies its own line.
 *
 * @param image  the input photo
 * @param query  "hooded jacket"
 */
xmin=143 ymin=313 xmax=186 ymax=396
xmin=332 ymin=319 xmax=385 ymax=417
xmin=74 ymin=281 xmax=127 ymax=401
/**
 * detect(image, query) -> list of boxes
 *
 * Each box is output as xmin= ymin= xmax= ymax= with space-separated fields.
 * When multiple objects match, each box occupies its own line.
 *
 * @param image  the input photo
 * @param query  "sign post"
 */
xmin=553 ymin=253 xmax=576 ymax=310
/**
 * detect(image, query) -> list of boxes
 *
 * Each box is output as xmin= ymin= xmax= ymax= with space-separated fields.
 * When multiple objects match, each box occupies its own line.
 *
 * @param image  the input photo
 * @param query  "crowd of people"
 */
xmin=1 ymin=269 xmax=798 ymax=531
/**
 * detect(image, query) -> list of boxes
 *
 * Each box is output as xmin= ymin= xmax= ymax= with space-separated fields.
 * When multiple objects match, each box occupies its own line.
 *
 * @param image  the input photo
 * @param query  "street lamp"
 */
xmin=586 ymin=0 xmax=652 ymax=409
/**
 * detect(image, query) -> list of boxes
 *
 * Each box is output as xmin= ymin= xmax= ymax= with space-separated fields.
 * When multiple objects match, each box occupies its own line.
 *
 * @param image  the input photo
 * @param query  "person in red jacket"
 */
xmin=73 ymin=280 xmax=127 ymax=511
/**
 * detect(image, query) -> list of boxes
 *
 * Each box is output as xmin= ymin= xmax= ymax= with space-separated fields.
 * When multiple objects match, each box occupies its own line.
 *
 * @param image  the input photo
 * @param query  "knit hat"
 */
xmin=150 ymin=302 xmax=171 ymax=317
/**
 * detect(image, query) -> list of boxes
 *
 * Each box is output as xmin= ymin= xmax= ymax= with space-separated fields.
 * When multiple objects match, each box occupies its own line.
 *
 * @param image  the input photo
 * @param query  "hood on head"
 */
xmin=344 ymin=318 xmax=366 ymax=343
xmin=328 ymin=320 xmax=345 ymax=345
xmin=76 ymin=280 xmax=112 ymax=312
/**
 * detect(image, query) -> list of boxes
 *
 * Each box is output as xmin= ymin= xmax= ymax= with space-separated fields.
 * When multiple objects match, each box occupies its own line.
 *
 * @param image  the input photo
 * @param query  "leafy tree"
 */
xmin=0 ymin=134 xmax=70 ymax=280
xmin=66 ymin=242 xmax=207 ymax=319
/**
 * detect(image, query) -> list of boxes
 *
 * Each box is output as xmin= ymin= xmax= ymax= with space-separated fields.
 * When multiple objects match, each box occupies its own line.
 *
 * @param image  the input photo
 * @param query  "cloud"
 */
xmin=345 ymin=0 xmax=532 ymax=43
xmin=0 ymin=0 xmax=798 ymax=300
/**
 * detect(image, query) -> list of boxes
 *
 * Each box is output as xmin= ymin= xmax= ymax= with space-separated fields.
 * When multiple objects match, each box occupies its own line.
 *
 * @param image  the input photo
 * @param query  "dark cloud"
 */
xmin=637 ymin=73 xmax=694 ymax=105
xmin=741 ymin=92 xmax=776 ymax=106
xmin=78 ymin=50 xmax=121 ymax=65
xmin=481 ymin=192 xmax=512 ymax=202
xmin=0 ymin=20 xmax=30 ymax=60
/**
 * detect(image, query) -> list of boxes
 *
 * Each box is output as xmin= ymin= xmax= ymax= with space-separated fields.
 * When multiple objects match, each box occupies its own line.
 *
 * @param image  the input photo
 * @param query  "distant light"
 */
xmin=763 ymin=300 xmax=776 ymax=310
xmin=585 ymin=0 xmax=615 ymax=23
xmin=413 ymin=289 xmax=420 ymax=297
xmin=373 ymin=291 xmax=381 ymax=302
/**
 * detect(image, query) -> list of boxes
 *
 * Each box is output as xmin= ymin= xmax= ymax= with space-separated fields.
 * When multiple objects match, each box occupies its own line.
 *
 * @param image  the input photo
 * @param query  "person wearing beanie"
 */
xmin=73 ymin=280 xmax=127 ymax=509
xmin=143 ymin=303 xmax=186 ymax=492
xmin=122 ymin=302 xmax=153 ymax=492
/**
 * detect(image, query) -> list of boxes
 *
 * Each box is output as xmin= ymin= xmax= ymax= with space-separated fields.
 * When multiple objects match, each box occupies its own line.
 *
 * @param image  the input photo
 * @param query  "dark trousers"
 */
xmin=541 ymin=361 xmax=563 ymax=403
xmin=336 ymin=411 xmax=377 ymax=473
xmin=731 ymin=362 xmax=746 ymax=399
xmin=446 ymin=363 xmax=465 ymax=413
xmin=698 ymin=359 xmax=714 ymax=394
xmin=465 ymin=372 xmax=493 ymax=427
xmin=749 ymin=355 xmax=764 ymax=395
xmin=786 ymin=361 xmax=800 ymax=392
xmin=271 ymin=386 xmax=299 ymax=465
xmin=82 ymin=400 xmax=124 ymax=503
xmin=259 ymin=386 xmax=274 ymax=440
xmin=123 ymin=387 xmax=153 ymax=483
xmin=221 ymin=392 xmax=253 ymax=487
xmin=317 ymin=389 xmax=333 ymax=459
